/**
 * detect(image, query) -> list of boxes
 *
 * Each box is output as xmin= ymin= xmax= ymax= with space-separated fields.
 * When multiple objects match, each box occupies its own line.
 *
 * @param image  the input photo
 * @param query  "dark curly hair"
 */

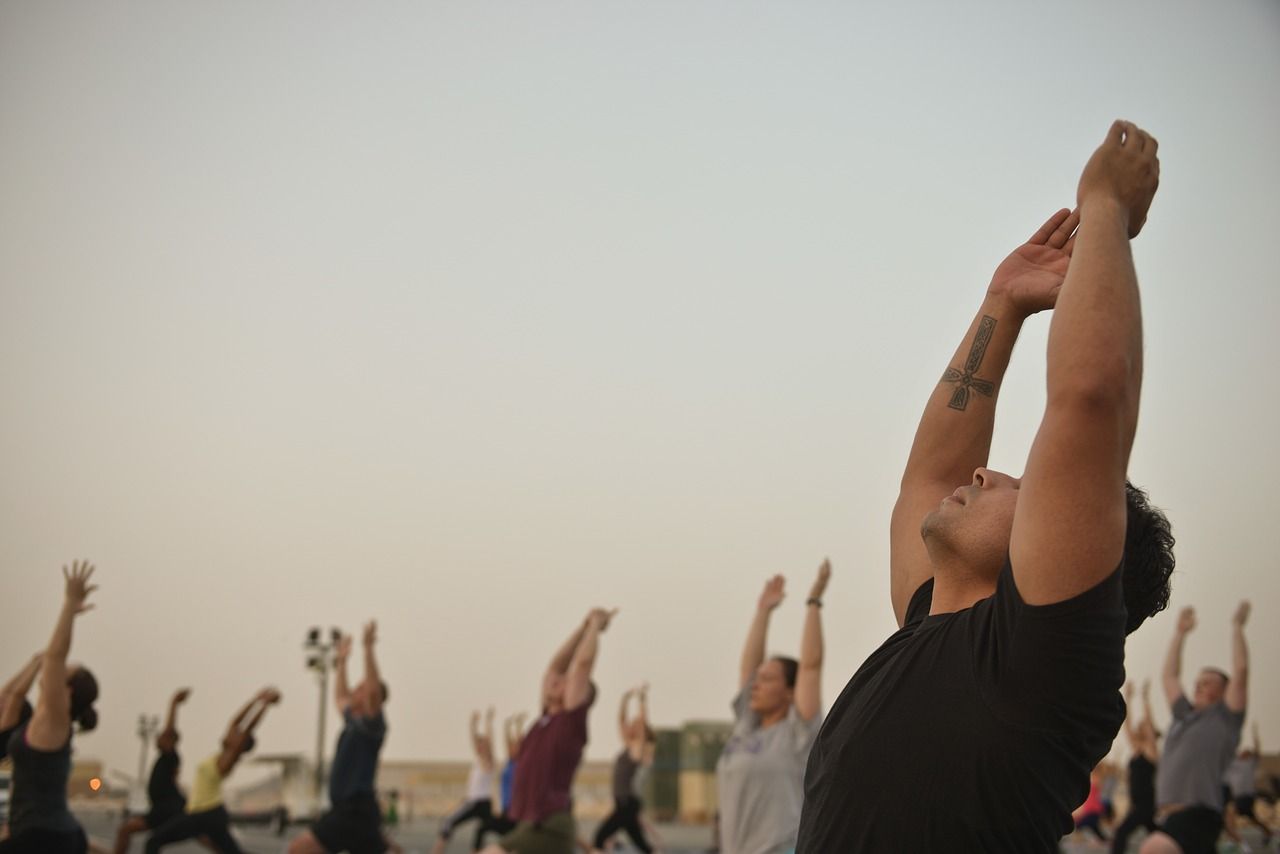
xmin=1121 ymin=481 xmax=1175 ymax=635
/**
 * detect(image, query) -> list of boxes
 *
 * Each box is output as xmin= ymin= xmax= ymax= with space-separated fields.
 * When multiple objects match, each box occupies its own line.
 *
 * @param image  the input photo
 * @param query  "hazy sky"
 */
xmin=2 ymin=2 xmax=1277 ymax=790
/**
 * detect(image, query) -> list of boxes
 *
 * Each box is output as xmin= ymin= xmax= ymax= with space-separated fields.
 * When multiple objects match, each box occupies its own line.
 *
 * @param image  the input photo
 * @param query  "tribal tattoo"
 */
xmin=942 ymin=315 xmax=997 ymax=411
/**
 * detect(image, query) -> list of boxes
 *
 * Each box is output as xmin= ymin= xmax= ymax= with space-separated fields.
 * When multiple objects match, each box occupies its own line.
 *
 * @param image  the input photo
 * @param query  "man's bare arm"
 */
xmin=334 ymin=634 xmax=353 ymax=714
xmin=891 ymin=210 xmax=1078 ymax=625
xmin=362 ymin=621 xmax=383 ymax=715
xmin=1010 ymin=121 xmax=1158 ymax=604
xmin=542 ymin=618 xmax=589 ymax=702
xmin=565 ymin=609 xmax=615 ymax=711
xmin=1163 ymin=607 xmax=1193 ymax=707
xmin=1226 ymin=600 xmax=1249 ymax=713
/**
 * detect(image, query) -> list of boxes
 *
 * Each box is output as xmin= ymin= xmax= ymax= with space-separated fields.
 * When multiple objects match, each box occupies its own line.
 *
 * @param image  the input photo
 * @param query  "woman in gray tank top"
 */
xmin=0 ymin=561 xmax=100 ymax=854
xmin=592 ymin=684 xmax=657 ymax=854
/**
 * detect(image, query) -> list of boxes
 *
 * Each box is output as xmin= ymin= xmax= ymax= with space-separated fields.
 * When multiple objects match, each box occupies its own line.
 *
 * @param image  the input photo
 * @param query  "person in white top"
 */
xmin=433 ymin=708 xmax=498 ymax=854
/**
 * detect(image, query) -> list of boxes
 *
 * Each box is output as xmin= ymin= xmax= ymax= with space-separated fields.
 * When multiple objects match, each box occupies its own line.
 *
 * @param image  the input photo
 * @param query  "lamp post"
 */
xmin=304 ymin=626 xmax=342 ymax=812
xmin=134 ymin=713 xmax=159 ymax=813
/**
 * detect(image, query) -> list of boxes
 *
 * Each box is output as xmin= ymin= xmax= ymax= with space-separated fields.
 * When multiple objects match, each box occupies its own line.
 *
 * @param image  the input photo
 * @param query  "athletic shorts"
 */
xmin=1159 ymin=806 xmax=1223 ymax=854
xmin=0 ymin=826 xmax=87 ymax=854
xmin=312 ymin=794 xmax=387 ymax=854
xmin=498 ymin=811 xmax=576 ymax=854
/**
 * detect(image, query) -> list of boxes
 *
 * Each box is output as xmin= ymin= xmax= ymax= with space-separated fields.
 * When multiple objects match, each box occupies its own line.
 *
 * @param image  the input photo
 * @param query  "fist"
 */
xmin=1077 ymin=120 xmax=1160 ymax=238
xmin=1176 ymin=607 xmax=1196 ymax=634
xmin=261 ymin=688 xmax=282 ymax=704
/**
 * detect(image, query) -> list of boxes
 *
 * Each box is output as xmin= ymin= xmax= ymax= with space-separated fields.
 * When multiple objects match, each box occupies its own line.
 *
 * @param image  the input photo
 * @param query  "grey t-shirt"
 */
xmin=1223 ymin=755 xmax=1257 ymax=798
xmin=1156 ymin=697 xmax=1244 ymax=811
xmin=715 ymin=681 xmax=822 ymax=854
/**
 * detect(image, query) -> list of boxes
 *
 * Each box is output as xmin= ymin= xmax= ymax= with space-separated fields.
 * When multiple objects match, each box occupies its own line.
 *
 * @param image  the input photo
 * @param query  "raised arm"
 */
xmin=0 ymin=654 xmax=42 ymax=731
xmin=741 ymin=576 xmax=784 ymax=690
xmin=890 ymin=210 xmax=1078 ymax=625
xmin=334 ymin=634 xmax=353 ymax=714
xmin=218 ymin=688 xmax=281 ymax=775
xmin=362 ymin=621 xmax=384 ymax=715
xmin=29 ymin=562 xmax=97 ymax=750
xmin=1251 ymin=722 xmax=1260 ymax=755
xmin=617 ymin=689 xmax=634 ymax=742
xmin=565 ymin=608 xmax=615 ymax=711
xmin=543 ymin=618 xmax=590 ymax=703
xmin=1162 ymin=607 xmax=1194 ymax=707
xmin=794 ymin=560 xmax=830 ymax=722
xmin=159 ymin=688 xmax=191 ymax=750
xmin=636 ymin=683 xmax=649 ymax=728
xmin=1226 ymin=600 xmax=1249 ymax=713
xmin=1010 ymin=121 xmax=1158 ymax=604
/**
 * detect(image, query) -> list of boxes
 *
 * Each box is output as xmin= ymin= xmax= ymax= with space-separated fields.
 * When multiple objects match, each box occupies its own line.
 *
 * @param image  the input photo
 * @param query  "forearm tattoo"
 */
xmin=942 ymin=315 xmax=997 ymax=411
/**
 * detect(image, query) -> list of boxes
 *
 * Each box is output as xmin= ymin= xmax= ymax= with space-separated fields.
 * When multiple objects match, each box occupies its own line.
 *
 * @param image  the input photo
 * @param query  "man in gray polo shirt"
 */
xmin=1140 ymin=602 xmax=1251 ymax=854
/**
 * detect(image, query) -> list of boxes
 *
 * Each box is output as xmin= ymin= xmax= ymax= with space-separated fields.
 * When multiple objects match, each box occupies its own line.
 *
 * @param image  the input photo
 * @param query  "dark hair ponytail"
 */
xmin=68 ymin=668 xmax=99 ymax=733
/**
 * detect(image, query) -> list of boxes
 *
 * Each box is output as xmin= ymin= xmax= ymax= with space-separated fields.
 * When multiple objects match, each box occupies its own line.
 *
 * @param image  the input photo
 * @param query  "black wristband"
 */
xmin=806 ymin=597 xmax=822 ymax=608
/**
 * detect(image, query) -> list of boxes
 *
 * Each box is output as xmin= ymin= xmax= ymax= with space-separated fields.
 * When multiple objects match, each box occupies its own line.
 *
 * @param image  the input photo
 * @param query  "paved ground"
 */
xmin=80 ymin=811 xmax=1275 ymax=853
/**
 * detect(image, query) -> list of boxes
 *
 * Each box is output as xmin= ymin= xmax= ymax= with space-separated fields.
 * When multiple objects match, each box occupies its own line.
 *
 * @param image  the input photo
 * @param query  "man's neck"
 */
xmin=928 ymin=557 xmax=997 ymax=616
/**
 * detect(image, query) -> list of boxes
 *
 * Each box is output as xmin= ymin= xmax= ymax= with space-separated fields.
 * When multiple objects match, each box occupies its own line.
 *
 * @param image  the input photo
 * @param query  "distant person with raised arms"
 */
xmin=1140 ymin=603 xmax=1251 ymax=854
xmin=1111 ymin=680 xmax=1161 ymax=854
xmin=796 ymin=121 xmax=1177 ymax=852
xmin=432 ymin=708 xmax=498 ymax=854
xmin=145 ymin=686 xmax=281 ymax=853
xmin=114 ymin=688 xmax=202 ymax=854
xmin=0 ymin=561 xmax=100 ymax=854
xmin=480 ymin=607 xmax=617 ymax=854
xmin=591 ymin=683 xmax=657 ymax=854
xmin=716 ymin=560 xmax=829 ymax=854
xmin=289 ymin=620 xmax=392 ymax=854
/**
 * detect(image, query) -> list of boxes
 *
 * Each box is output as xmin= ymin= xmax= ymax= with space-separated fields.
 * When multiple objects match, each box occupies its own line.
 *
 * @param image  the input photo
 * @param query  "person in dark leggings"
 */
xmin=114 ymin=688 xmax=206 ymax=854
xmin=1112 ymin=681 xmax=1160 ymax=853
xmin=0 ymin=561 xmax=100 ymax=854
xmin=432 ymin=708 xmax=498 ymax=854
xmin=145 ymin=687 xmax=282 ymax=853
xmin=592 ymin=685 xmax=656 ymax=854
xmin=0 ymin=654 xmax=40 ymax=760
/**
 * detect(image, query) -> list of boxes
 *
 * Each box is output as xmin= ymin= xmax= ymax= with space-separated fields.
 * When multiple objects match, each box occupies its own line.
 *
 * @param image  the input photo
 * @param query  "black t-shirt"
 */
xmin=796 ymin=558 xmax=1126 ymax=853
xmin=1128 ymin=755 xmax=1155 ymax=813
xmin=328 ymin=710 xmax=386 ymax=805
xmin=148 ymin=749 xmax=185 ymax=813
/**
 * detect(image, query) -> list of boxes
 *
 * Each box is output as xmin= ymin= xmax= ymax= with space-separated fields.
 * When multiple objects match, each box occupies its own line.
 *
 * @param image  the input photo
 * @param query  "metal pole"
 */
xmin=315 ymin=659 xmax=328 ymax=808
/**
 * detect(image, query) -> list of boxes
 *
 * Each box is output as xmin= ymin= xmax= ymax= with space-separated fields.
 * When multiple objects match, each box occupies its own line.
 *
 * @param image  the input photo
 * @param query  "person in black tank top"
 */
xmin=591 ymin=685 xmax=657 ymax=854
xmin=796 ymin=126 xmax=1178 ymax=853
xmin=0 ymin=561 xmax=100 ymax=854
xmin=113 ymin=688 xmax=194 ymax=854
xmin=1111 ymin=680 xmax=1160 ymax=854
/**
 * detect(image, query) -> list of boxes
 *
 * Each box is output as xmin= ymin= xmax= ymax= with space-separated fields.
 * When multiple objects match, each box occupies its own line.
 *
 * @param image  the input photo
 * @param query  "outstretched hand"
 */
xmin=1176 ymin=607 xmax=1196 ymax=635
xmin=987 ymin=209 xmax=1079 ymax=316
xmin=1233 ymin=600 xmax=1251 ymax=627
xmin=336 ymin=635 xmax=353 ymax=661
xmin=808 ymin=559 xmax=832 ymax=601
xmin=172 ymin=688 xmax=192 ymax=705
xmin=63 ymin=561 xmax=97 ymax=615
xmin=260 ymin=687 xmax=282 ymax=705
xmin=362 ymin=621 xmax=378 ymax=646
xmin=1077 ymin=120 xmax=1160 ymax=238
xmin=587 ymin=608 xmax=619 ymax=632
xmin=757 ymin=575 xmax=785 ymax=613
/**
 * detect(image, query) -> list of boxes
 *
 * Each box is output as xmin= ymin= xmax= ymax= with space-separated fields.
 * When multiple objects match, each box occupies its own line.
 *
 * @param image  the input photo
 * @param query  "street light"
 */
xmin=134 ymin=713 xmax=159 ymax=813
xmin=304 ymin=626 xmax=342 ymax=813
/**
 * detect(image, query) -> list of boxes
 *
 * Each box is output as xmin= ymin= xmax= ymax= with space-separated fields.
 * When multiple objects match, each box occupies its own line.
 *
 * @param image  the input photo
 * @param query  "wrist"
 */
xmin=1079 ymin=194 xmax=1128 ymax=228
xmin=980 ymin=291 xmax=1033 ymax=324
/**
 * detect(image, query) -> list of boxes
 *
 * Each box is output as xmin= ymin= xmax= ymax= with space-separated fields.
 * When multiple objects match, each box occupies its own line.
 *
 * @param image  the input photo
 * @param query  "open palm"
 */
xmin=988 ymin=209 xmax=1078 ymax=315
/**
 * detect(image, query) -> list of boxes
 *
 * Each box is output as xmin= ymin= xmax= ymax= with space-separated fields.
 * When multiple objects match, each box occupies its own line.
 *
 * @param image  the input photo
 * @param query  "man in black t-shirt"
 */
xmin=289 ymin=621 xmax=397 ymax=854
xmin=796 ymin=122 xmax=1177 ymax=853
xmin=113 ymin=688 xmax=195 ymax=854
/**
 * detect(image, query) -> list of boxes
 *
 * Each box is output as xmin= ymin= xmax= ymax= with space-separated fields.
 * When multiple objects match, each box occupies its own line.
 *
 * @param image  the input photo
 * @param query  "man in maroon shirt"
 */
xmin=481 ymin=607 xmax=616 ymax=854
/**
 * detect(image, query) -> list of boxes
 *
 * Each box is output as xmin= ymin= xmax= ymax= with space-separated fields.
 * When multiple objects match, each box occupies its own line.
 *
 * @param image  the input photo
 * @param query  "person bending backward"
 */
xmin=0 ymin=654 xmax=42 ymax=762
xmin=480 ymin=607 xmax=617 ymax=854
xmin=1111 ymin=681 xmax=1161 ymax=854
xmin=592 ymin=684 xmax=657 ymax=854
xmin=717 ymin=561 xmax=829 ymax=854
xmin=289 ymin=621 xmax=391 ymax=854
xmin=0 ymin=562 xmax=100 ymax=854
xmin=145 ymin=687 xmax=282 ymax=854
xmin=1139 ymin=603 xmax=1251 ymax=854
xmin=796 ymin=121 xmax=1177 ymax=853
xmin=432 ymin=708 xmax=498 ymax=854
xmin=115 ymin=689 xmax=206 ymax=854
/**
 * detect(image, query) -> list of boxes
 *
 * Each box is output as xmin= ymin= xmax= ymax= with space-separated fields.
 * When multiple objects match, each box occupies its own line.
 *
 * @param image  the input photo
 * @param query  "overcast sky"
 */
xmin=2 ymin=1 xmax=1277 ymax=790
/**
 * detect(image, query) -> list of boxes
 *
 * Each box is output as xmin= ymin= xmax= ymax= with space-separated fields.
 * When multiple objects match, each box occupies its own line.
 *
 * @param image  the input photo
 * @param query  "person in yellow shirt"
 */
xmin=145 ymin=687 xmax=281 ymax=853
